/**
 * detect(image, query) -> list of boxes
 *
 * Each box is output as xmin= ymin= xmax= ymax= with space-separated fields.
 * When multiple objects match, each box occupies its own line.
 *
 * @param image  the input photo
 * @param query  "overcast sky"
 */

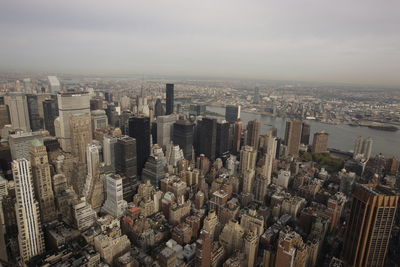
xmin=0 ymin=0 xmax=399 ymax=86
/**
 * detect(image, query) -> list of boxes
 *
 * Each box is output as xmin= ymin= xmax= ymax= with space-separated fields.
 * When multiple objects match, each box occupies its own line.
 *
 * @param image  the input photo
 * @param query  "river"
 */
xmin=206 ymin=106 xmax=400 ymax=158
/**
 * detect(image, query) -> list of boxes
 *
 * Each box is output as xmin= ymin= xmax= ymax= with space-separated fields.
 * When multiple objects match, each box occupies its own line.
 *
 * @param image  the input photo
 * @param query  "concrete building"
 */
xmin=57 ymin=92 xmax=90 ymax=152
xmin=30 ymin=139 xmax=57 ymax=223
xmin=103 ymin=135 xmax=117 ymax=172
xmin=70 ymin=113 xmax=92 ymax=163
xmin=72 ymin=197 xmax=97 ymax=231
xmin=9 ymin=131 xmax=43 ymax=160
xmin=312 ymin=130 xmax=329 ymax=153
xmin=48 ymin=76 xmax=61 ymax=93
xmin=353 ymin=136 xmax=373 ymax=161
xmin=102 ymin=174 xmax=127 ymax=218
xmin=244 ymin=227 xmax=258 ymax=267
xmin=275 ymin=228 xmax=308 ymax=267
xmin=219 ymin=220 xmax=244 ymax=256
xmin=246 ymin=119 xmax=261 ymax=149
xmin=94 ymin=233 xmax=131 ymax=265
xmin=91 ymin=109 xmax=108 ymax=134
xmin=157 ymin=114 xmax=177 ymax=149
xmin=6 ymin=93 xmax=31 ymax=131
xmin=284 ymin=119 xmax=302 ymax=157
xmin=13 ymin=159 xmax=45 ymax=263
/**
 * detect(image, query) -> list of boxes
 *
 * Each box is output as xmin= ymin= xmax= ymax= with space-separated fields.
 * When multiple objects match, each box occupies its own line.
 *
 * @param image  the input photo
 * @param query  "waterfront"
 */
xmin=207 ymin=106 xmax=400 ymax=158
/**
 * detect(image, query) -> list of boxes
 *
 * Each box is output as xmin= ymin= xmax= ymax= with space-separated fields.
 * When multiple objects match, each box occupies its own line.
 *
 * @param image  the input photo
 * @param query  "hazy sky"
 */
xmin=1 ymin=0 xmax=399 ymax=86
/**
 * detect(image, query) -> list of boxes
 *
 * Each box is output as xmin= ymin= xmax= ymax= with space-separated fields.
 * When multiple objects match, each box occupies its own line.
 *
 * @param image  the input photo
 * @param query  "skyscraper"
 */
xmin=154 ymin=98 xmax=165 ymax=117
xmin=102 ymin=174 xmax=127 ymax=218
xmin=5 ymin=93 xmax=31 ymax=131
xmin=30 ymin=139 xmax=57 ymax=223
xmin=13 ymin=159 xmax=45 ymax=263
xmin=246 ymin=120 xmax=261 ymax=148
xmin=196 ymin=118 xmax=217 ymax=161
xmin=26 ymin=94 xmax=43 ymax=131
xmin=43 ymin=98 xmax=58 ymax=136
xmin=232 ymin=119 xmax=243 ymax=154
xmin=103 ymin=135 xmax=117 ymax=172
xmin=225 ymin=105 xmax=241 ymax=124
xmin=57 ymin=92 xmax=90 ymax=152
xmin=157 ymin=114 xmax=177 ymax=149
xmin=312 ymin=130 xmax=329 ymax=153
xmin=300 ymin=122 xmax=310 ymax=145
xmin=128 ymin=116 xmax=150 ymax=176
xmin=353 ymin=136 xmax=373 ymax=161
xmin=166 ymin=83 xmax=174 ymax=115
xmin=70 ymin=113 xmax=92 ymax=163
xmin=216 ymin=120 xmax=230 ymax=158
xmin=172 ymin=120 xmax=194 ymax=160
xmin=343 ymin=184 xmax=398 ymax=267
xmin=284 ymin=120 xmax=302 ymax=157
xmin=48 ymin=76 xmax=61 ymax=93
xmin=115 ymin=135 xmax=138 ymax=201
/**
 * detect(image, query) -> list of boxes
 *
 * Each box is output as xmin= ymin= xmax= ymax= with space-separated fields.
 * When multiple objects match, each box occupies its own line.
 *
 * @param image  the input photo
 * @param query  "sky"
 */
xmin=0 ymin=0 xmax=399 ymax=86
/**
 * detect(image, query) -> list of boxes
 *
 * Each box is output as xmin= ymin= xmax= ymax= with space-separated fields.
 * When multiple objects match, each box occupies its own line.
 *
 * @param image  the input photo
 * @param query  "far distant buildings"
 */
xmin=353 ymin=136 xmax=373 ymax=161
xmin=225 ymin=105 xmax=241 ymax=124
xmin=312 ymin=130 xmax=329 ymax=153
xmin=166 ymin=83 xmax=174 ymax=115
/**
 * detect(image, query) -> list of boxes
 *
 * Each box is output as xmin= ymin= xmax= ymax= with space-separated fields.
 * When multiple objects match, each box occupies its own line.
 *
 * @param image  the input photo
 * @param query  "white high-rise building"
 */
xmin=353 ymin=136 xmax=373 ymax=161
xmin=5 ymin=93 xmax=31 ymax=131
xmin=102 ymin=174 xmax=127 ymax=218
xmin=73 ymin=197 xmax=97 ymax=230
xmin=48 ymin=76 xmax=61 ymax=93
xmin=83 ymin=144 xmax=100 ymax=199
xmin=103 ymin=135 xmax=117 ymax=171
xmin=57 ymin=92 xmax=90 ymax=152
xmin=13 ymin=159 xmax=45 ymax=263
xmin=9 ymin=131 xmax=43 ymax=160
xmin=157 ymin=114 xmax=178 ymax=150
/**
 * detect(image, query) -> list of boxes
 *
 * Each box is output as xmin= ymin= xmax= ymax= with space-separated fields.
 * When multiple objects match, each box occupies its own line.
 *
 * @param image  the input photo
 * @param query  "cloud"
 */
xmin=0 ymin=0 xmax=399 ymax=86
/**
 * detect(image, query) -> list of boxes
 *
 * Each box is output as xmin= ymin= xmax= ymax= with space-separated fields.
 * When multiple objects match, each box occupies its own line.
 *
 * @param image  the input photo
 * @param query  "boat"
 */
xmin=367 ymin=125 xmax=398 ymax=132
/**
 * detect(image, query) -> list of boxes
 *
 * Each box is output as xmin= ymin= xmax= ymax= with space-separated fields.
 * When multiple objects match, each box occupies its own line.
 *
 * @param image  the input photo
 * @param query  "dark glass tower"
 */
xmin=128 ymin=116 xmax=150 ymax=176
xmin=43 ymin=99 xmax=58 ymax=136
xmin=216 ymin=120 xmax=230 ymax=158
xmin=196 ymin=118 xmax=217 ymax=161
xmin=154 ymin=98 xmax=164 ymax=117
xmin=27 ymin=94 xmax=43 ymax=131
xmin=225 ymin=105 xmax=240 ymax=124
xmin=166 ymin=83 xmax=174 ymax=115
xmin=115 ymin=135 xmax=138 ymax=201
xmin=173 ymin=120 xmax=194 ymax=160
xmin=301 ymin=122 xmax=310 ymax=145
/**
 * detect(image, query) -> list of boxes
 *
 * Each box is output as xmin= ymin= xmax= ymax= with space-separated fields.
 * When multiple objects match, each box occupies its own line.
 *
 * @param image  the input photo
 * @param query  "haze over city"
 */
xmin=1 ymin=0 xmax=400 ymax=86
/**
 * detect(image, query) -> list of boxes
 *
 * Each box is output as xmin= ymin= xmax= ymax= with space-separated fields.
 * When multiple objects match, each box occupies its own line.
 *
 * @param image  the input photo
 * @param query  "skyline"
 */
xmin=1 ymin=0 xmax=400 ymax=86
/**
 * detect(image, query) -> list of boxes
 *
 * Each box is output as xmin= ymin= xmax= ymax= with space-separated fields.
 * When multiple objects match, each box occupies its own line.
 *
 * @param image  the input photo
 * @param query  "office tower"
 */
xmin=240 ymin=145 xmax=257 ymax=175
xmin=23 ymin=78 xmax=32 ymax=93
xmin=106 ymin=103 xmax=119 ymax=127
xmin=166 ymin=144 xmax=184 ymax=167
xmin=353 ymin=136 xmax=373 ymax=161
xmin=197 ymin=118 xmax=217 ymax=161
xmin=30 ymin=139 xmax=57 ymax=223
xmin=26 ymin=94 xmax=43 ymax=131
xmin=142 ymin=156 xmax=166 ymax=186
xmin=232 ymin=119 xmax=243 ymax=154
xmin=216 ymin=120 xmax=230 ymax=158
xmin=312 ymin=130 xmax=329 ymax=153
xmin=196 ymin=230 xmax=212 ymax=267
xmin=157 ymin=114 xmax=177 ymax=149
xmin=301 ymin=122 xmax=310 ymax=145
xmin=343 ymin=184 xmax=398 ymax=267
xmin=91 ymin=110 xmax=108 ymax=133
xmin=166 ymin=83 xmax=174 ymax=115
xmin=43 ymin=99 xmax=58 ymax=136
xmin=284 ymin=119 xmax=302 ymax=157
xmin=0 ymin=104 xmax=10 ymax=130
xmin=83 ymin=144 xmax=104 ymax=211
xmin=90 ymin=97 xmax=103 ymax=110
xmin=9 ymin=131 xmax=43 ymax=160
xmin=48 ymin=76 xmax=61 ymax=93
xmin=244 ymin=227 xmax=258 ymax=267
xmin=173 ymin=120 xmax=194 ymax=160
xmin=103 ymin=135 xmax=117 ymax=172
xmin=102 ymin=174 xmax=128 ymax=218
xmin=116 ymin=135 xmax=138 ymax=201
xmin=189 ymin=104 xmax=206 ymax=116
xmin=154 ymin=98 xmax=165 ymax=117
xmin=6 ymin=93 xmax=31 ymax=131
xmin=13 ymin=159 xmax=45 ymax=263
xmin=104 ymin=92 xmax=113 ymax=102
xmin=225 ymin=105 xmax=241 ymax=124
xmin=70 ymin=113 xmax=92 ymax=163
xmin=128 ymin=116 xmax=150 ymax=176
xmin=254 ymin=153 xmax=273 ymax=201
xmin=246 ymin=119 xmax=261 ymax=148
xmin=57 ymin=92 xmax=90 ymax=152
